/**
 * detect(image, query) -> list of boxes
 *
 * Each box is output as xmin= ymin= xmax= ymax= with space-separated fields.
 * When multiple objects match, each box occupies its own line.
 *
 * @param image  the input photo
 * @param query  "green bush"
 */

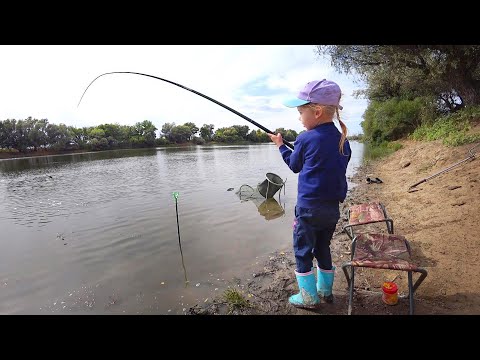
xmin=411 ymin=106 xmax=480 ymax=146
xmin=362 ymin=97 xmax=436 ymax=144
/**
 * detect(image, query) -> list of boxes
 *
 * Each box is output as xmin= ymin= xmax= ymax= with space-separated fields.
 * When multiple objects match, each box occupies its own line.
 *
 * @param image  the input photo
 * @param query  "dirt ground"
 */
xmin=188 ymin=136 xmax=480 ymax=315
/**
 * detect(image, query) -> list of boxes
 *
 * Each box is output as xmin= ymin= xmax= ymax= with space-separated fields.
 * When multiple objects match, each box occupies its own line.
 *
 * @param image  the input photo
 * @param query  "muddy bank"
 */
xmin=188 ymin=138 xmax=480 ymax=315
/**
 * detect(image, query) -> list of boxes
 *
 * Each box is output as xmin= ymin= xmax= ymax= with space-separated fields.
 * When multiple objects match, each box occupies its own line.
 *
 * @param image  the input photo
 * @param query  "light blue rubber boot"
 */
xmin=317 ymin=266 xmax=335 ymax=303
xmin=288 ymin=270 xmax=320 ymax=309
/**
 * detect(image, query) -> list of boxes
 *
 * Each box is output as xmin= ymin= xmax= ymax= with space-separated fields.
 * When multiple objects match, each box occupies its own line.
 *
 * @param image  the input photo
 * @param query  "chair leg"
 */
xmin=387 ymin=220 xmax=394 ymax=234
xmin=348 ymin=267 xmax=355 ymax=315
xmin=342 ymin=238 xmax=358 ymax=315
xmin=408 ymin=271 xmax=414 ymax=315
xmin=379 ymin=203 xmax=394 ymax=234
xmin=347 ymin=266 xmax=355 ymax=315
xmin=412 ymin=269 xmax=428 ymax=293
xmin=341 ymin=265 xmax=355 ymax=315
xmin=407 ymin=268 xmax=428 ymax=315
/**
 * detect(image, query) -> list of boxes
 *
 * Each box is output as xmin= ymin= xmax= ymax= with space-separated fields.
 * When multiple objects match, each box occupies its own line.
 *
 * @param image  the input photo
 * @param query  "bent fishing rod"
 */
xmin=77 ymin=71 xmax=295 ymax=150
xmin=408 ymin=142 xmax=479 ymax=190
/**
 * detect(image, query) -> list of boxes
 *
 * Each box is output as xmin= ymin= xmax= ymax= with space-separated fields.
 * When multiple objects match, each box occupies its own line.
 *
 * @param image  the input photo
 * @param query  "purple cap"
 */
xmin=283 ymin=79 xmax=343 ymax=110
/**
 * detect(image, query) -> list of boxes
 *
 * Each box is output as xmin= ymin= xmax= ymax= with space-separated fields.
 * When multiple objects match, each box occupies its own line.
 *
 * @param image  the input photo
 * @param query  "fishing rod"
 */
xmin=408 ymin=142 xmax=479 ymax=190
xmin=77 ymin=71 xmax=295 ymax=150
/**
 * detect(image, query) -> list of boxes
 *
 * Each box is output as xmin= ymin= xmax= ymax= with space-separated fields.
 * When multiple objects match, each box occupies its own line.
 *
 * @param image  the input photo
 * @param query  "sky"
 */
xmin=0 ymin=45 xmax=368 ymax=136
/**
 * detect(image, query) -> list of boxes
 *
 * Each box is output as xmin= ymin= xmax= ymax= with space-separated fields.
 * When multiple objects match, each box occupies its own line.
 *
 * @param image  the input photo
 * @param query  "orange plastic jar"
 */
xmin=382 ymin=281 xmax=398 ymax=305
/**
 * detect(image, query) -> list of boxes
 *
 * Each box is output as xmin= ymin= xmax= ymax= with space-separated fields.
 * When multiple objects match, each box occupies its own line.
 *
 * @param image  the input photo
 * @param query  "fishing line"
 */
xmin=77 ymin=71 xmax=295 ymax=150
xmin=172 ymin=191 xmax=188 ymax=286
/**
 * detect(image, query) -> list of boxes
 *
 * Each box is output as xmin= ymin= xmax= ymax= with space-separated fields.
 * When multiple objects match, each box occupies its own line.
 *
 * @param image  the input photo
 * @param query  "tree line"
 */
xmin=0 ymin=117 xmax=300 ymax=152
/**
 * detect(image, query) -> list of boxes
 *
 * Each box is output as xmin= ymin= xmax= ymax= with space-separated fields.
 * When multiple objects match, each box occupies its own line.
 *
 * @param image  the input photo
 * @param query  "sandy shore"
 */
xmin=188 ymin=137 xmax=480 ymax=315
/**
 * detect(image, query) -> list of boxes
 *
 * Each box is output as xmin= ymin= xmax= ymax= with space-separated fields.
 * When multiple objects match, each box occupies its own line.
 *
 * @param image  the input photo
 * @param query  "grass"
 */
xmin=411 ymin=108 xmax=480 ymax=146
xmin=0 ymin=148 xmax=19 ymax=153
xmin=363 ymin=141 xmax=403 ymax=163
xmin=222 ymin=287 xmax=253 ymax=314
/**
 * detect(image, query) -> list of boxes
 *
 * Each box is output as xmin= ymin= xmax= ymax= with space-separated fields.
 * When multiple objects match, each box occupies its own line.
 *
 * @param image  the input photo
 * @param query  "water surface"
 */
xmin=0 ymin=142 xmax=363 ymax=314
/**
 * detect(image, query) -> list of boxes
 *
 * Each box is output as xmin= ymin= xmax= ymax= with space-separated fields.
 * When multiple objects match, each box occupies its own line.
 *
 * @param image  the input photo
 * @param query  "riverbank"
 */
xmin=188 ymin=138 xmax=480 ymax=315
xmin=0 ymin=149 xmax=88 ymax=159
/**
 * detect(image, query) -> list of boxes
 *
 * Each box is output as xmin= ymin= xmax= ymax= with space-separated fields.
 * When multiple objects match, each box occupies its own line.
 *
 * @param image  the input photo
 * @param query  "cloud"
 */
xmin=0 ymin=45 xmax=367 ymax=135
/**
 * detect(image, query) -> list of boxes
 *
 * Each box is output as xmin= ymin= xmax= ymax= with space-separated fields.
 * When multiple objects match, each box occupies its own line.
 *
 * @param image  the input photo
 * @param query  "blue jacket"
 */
xmin=279 ymin=122 xmax=351 ymax=208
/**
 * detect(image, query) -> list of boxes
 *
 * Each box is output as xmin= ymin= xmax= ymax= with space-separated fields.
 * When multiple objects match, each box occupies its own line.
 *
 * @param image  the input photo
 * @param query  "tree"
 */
xmin=69 ymin=126 xmax=89 ymax=148
xmin=46 ymin=123 xmax=70 ymax=150
xmin=0 ymin=121 xmax=5 ymax=148
xmin=170 ymin=125 xmax=192 ymax=143
xmin=232 ymin=125 xmax=249 ymax=140
xmin=14 ymin=119 xmax=29 ymax=152
xmin=255 ymin=129 xmax=269 ymax=143
xmin=0 ymin=119 xmax=18 ymax=149
xmin=275 ymin=128 xmax=287 ymax=138
xmin=183 ymin=122 xmax=199 ymax=140
xmin=136 ymin=120 xmax=157 ymax=146
xmin=161 ymin=122 xmax=175 ymax=139
xmin=88 ymin=127 xmax=106 ymax=139
xmin=28 ymin=118 xmax=49 ymax=151
xmin=284 ymin=129 xmax=298 ymax=142
xmin=200 ymin=124 xmax=215 ymax=141
xmin=98 ymin=123 xmax=123 ymax=141
xmin=247 ymin=129 xmax=258 ymax=142
xmin=213 ymin=127 xmax=242 ymax=143
xmin=316 ymin=45 xmax=480 ymax=112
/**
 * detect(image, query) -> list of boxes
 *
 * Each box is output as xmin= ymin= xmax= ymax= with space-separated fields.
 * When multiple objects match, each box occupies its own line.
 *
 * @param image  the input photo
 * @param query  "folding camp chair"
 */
xmin=342 ymin=202 xmax=394 ymax=240
xmin=341 ymin=233 xmax=428 ymax=315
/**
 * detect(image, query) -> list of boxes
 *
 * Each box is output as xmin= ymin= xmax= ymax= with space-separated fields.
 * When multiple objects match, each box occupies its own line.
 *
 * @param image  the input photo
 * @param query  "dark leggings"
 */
xmin=293 ymin=204 xmax=340 ymax=273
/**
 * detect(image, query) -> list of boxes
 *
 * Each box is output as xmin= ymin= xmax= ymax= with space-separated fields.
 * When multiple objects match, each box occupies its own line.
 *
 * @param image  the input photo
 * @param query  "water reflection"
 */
xmin=256 ymin=198 xmax=285 ymax=221
xmin=0 ymin=148 xmax=159 ymax=173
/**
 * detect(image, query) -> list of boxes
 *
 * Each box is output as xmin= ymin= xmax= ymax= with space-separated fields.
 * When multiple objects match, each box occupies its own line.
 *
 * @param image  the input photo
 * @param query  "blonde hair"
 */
xmin=302 ymin=103 xmax=348 ymax=155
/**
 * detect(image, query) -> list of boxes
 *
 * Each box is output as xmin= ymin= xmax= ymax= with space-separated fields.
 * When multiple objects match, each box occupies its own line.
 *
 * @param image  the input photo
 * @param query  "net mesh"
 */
xmin=235 ymin=184 xmax=286 ymax=220
xmin=236 ymin=184 xmax=267 ymax=207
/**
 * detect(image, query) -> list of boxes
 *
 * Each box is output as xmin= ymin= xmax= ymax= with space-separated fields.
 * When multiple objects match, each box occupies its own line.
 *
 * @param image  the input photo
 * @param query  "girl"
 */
xmin=269 ymin=79 xmax=351 ymax=309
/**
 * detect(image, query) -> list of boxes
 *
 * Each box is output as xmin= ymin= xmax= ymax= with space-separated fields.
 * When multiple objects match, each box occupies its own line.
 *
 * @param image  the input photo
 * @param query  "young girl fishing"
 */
xmin=268 ymin=79 xmax=351 ymax=309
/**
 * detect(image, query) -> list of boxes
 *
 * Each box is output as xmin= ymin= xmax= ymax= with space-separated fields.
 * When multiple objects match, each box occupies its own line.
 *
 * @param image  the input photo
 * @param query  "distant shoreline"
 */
xmin=0 ymin=138 xmax=362 ymax=160
xmin=0 ymin=149 xmax=88 ymax=160
xmin=0 ymin=142 xmax=273 ymax=160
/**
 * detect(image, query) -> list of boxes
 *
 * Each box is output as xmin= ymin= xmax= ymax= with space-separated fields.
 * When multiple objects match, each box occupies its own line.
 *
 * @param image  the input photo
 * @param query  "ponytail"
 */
xmin=335 ymin=107 xmax=348 ymax=155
